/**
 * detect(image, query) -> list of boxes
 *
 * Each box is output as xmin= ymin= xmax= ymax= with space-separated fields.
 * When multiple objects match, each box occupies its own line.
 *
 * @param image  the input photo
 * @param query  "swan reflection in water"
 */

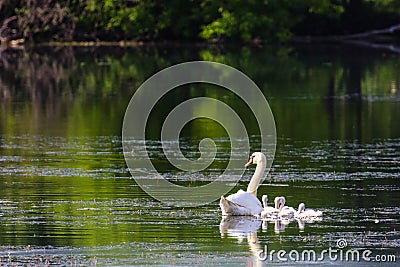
xmin=219 ymin=216 xmax=262 ymax=240
xmin=220 ymin=215 xmax=324 ymax=264
xmin=219 ymin=217 xmax=294 ymax=265
xmin=296 ymin=217 xmax=323 ymax=231
xmin=221 ymin=216 xmax=323 ymax=235
xmin=219 ymin=216 xmax=263 ymax=266
xmin=260 ymin=216 xmax=290 ymax=233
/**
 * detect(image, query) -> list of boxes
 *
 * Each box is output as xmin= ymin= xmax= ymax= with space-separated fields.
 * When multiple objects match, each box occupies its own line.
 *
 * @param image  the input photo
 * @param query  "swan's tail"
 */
xmin=220 ymin=196 xmax=234 ymax=216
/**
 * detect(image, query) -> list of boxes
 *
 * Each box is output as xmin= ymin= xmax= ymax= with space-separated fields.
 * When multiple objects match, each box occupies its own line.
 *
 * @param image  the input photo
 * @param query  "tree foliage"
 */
xmin=0 ymin=0 xmax=399 ymax=43
xmin=0 ymin=0 xmax=74 ymax=42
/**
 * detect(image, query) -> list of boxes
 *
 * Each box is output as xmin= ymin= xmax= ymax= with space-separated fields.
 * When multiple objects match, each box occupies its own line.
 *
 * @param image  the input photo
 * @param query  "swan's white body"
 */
xmin=278 ymin=196 xmax=296 ymax=218
xmin=220 ymin=152 xmax=266 ymax=216
xmin=294 ymin=203 xmax=323 ymax=219
xmin=260 ymin=195 xmax=282 ymax=218
xmin=220 ymin=190 xmax=263 ymax=216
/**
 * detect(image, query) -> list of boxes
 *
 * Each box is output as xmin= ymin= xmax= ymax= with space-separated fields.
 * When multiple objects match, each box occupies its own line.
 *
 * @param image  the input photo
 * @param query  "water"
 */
xmin=0 ymin=44 xmax=399 ymax=266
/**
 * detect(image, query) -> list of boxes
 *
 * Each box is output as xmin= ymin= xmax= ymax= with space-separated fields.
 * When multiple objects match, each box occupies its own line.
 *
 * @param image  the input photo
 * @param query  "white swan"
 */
xmin=220 ymin=152 xmax=266 ymax=216
xmin=294 ymin=203 xmax=323 ymax=219
xmin=260 ymin=195 xmax=282 ymax=218
xmin=278 ymin=196 xmax=296 ymax=218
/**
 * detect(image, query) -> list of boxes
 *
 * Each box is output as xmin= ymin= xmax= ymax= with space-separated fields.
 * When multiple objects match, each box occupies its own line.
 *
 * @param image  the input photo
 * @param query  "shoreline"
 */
xmin=2 ymin=36 xmax=400 ymax=55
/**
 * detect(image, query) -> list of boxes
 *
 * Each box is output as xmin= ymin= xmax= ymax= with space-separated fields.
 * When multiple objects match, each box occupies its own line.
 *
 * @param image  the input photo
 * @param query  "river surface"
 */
xmin=0 ymin=44 xmax=399 ymax=266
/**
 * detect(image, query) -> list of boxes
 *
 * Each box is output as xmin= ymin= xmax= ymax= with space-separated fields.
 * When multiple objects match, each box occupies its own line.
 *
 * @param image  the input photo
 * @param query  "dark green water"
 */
xmin=0 ymin=44 xmax=399 ymax=266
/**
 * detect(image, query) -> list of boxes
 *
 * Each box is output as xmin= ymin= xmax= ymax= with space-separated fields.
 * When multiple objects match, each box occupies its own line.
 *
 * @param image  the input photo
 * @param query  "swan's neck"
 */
xmin=246 ymin=156 xmax=266 ymax=196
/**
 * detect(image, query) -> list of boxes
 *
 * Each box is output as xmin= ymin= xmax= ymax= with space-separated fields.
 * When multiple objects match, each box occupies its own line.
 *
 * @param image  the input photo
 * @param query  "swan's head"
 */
xmin=245 ymin=152 xmax=266 ymax=167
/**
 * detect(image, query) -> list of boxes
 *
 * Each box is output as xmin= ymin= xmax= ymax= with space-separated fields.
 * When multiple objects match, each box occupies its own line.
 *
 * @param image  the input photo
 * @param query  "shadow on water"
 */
xmin=0 ymin=44 xmax=399 ymax=265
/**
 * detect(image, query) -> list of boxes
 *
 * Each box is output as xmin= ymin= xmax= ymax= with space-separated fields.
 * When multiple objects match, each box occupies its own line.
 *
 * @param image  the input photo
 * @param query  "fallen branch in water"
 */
xmin=338 ymin=23 xmax=400 ymax=40
xmin=291 ymin=23 xmax=400 ymax=54
xmin=293 ymin=23 xmax=400 ymax=42
xmin=343 ymin=39 xmax=400 ymax=54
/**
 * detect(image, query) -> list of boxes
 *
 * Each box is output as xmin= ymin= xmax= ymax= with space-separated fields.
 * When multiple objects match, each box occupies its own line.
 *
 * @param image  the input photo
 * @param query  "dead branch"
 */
xmin=339 ymin=23 xmax=400 ymax=40
xmin=0 ymin=15 xmax=18 ymax=42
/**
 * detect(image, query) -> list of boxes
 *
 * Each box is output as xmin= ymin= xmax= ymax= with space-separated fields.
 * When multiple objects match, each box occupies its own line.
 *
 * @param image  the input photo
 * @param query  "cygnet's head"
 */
xmin=262 ymin=195 xmax=268 ymax=203
xmin=279 ymin=196 xmax=286 ymax=206
xmin=245 ymin=152 xmax=266 ymax=167
xmin=261 ymin=195 xmax=268 ymax=207
xmin=298 ymin=203 xmax=306 ymax=212
xmin=274 ymin=196 xmax=281 ymax=209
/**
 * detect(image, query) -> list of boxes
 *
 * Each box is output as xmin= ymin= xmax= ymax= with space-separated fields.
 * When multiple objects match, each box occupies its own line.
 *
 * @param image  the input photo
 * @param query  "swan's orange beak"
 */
xmin=245 ymin=157 xmax=253 ymax=167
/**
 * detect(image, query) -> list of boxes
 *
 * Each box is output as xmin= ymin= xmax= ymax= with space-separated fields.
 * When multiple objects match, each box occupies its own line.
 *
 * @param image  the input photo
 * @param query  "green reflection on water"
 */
xmin=1 ymin=45 xmax=398 ymax=139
